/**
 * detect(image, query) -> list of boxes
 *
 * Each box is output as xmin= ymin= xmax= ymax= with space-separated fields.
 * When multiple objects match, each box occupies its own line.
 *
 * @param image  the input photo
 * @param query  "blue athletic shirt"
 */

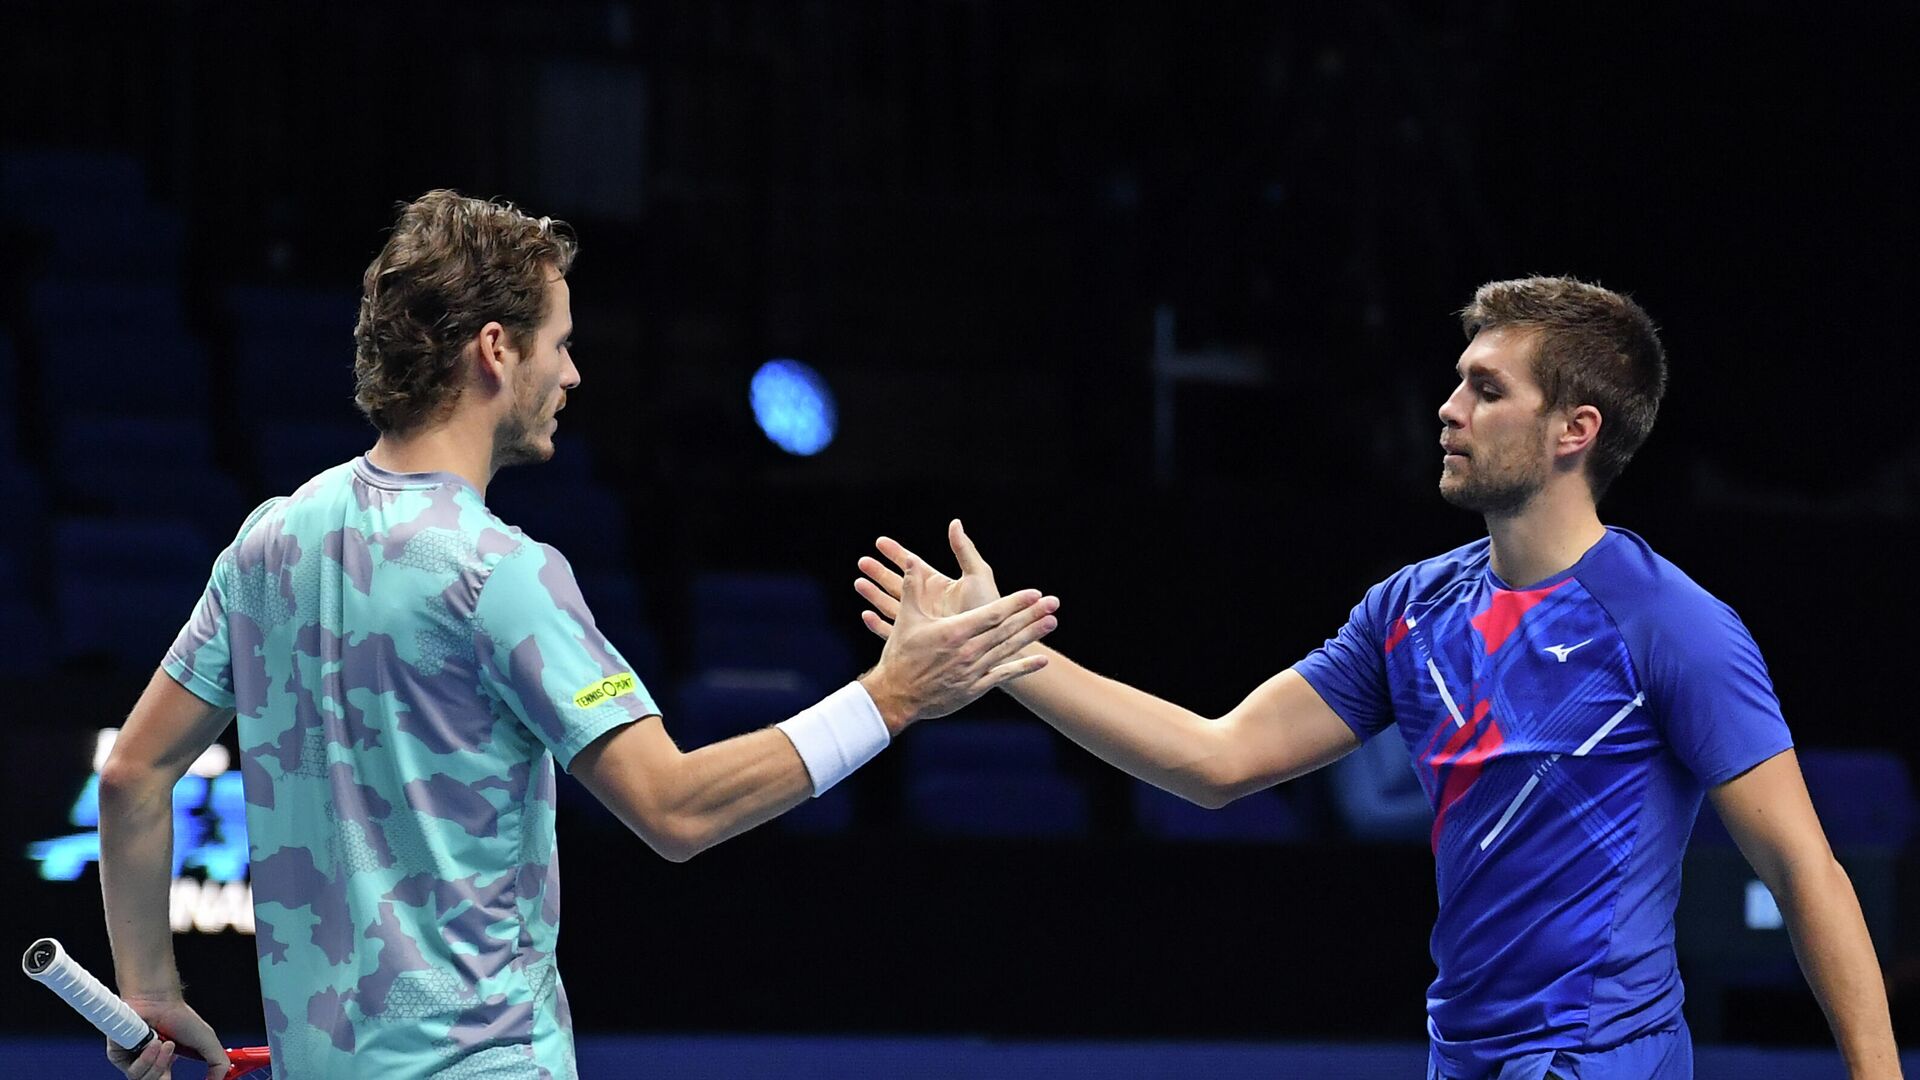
xmin=1295 ymin=527 xmax=1793 ymax=1080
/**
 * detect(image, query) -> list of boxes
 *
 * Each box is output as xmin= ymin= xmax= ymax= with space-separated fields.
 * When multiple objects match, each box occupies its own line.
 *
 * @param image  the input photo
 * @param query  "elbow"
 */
xmin=1183 ymin=782 xmax=1237 ymax=811
xmin=97 ymin=752 xmax=165 ymax=810
xmin=1178 ymin=742 xmax=1255 ymax=810
xmin=1165 ymin=771 xmax=1239 ymax=810
xmin=638 ymin=814 xmax=710 ymax=865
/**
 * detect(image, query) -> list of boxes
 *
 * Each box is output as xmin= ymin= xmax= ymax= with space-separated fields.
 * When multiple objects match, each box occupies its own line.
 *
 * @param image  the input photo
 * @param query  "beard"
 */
xmin=1437 ymin=423 xmax=1552 ymax=518
xmin=1438 ymin=460 xmax=1546 ymax=517
xmin=493 ymin=380 xmax=557 ymax=469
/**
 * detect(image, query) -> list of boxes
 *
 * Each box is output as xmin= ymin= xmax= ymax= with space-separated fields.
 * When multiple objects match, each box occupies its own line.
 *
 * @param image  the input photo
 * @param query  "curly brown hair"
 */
xmin=1460 ymin=276 xmax=1667 ymax=500
xmin=352 ymin=190 xmax=577 ymax=434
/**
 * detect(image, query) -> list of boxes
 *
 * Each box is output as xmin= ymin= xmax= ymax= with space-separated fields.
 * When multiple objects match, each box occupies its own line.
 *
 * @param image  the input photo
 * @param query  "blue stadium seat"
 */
xmin=486 ymin=472 xmax=633 ymax=573
xmin=253 ymin=419 xmax=373 ymax=496
xmin=0 ymin=459 xmax=47 ymax=587
xmin=54 ymin=415 xmax=212 ymax=470
xmin=38 ymin=330 xmax=209 ymax=418
xmin=223 ymin=286 xmax=363 ymax=425
xmin=1693 ymin=748 xmax=1917 ymax=851
xmin=0 ymin=600 xmax=51 ymax=677
xmin=1132 ymin=782 xmax=1309 ymax=843
xmin=778 ymin=783 xmax=856 ymax=834
xmin=52 ymin=517 xmax=214 ymax=669
xmin=233 ymin=336 xmax=361 ymax=425
xmin=0 ymin=151 xmax=179 ymax=279
xmin=0 ymin=329 xmax=17 ymax=453
xmin=29 ymin=279 xmax=188 ymax=336
xmin=665 ymin=669 xmax=860 ymax=835
xmin=0 ymin=149 xmax=147 ymax=223
xmin=687 ymin=572 xmax=854 ymax=688
xmin=49 ymin=414 xmax=240 ymax=531
xmin=222 ymin=285 xmax=359 ymax=338
xmin=1798 ymin=749 xmax=1917 ymax=849
xmin=907 ymin=772 xmax=1090 ymax=839
xmin=903 ymin=721 xmax=1090 ymax=839
xmin=670 ymin=669 xmax=817 ymax=750
xmin=44 ymin=202 xmax=185 ymax=280
xmin=55 ymin=464 xmax=249 ymax=536
xmin=574 ymin=569 xmax=664 ymax=690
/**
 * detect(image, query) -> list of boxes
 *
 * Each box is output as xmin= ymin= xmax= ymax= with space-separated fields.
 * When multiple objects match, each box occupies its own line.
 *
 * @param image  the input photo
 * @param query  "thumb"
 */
xmin=950 ymin=519 xmax=989 ymax=576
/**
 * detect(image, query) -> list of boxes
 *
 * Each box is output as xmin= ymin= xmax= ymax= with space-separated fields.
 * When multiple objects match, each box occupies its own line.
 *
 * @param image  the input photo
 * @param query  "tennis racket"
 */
xmin=22 ymin=937 xmax=271 ymax=1078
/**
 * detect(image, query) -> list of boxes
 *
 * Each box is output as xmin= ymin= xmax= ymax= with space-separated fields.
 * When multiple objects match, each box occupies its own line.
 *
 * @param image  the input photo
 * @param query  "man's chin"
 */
xmin=493 ymin=437 xmax=555 ymax=469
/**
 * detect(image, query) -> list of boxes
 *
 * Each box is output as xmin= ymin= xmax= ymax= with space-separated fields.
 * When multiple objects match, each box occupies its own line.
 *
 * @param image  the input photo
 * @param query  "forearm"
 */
xmin=652 ymin=727 xmax=816 ymax=858
xmin=1776 ymin=856 xmax=1901 ymax=1078
xmin=1004 ymin=645 xmax=1240 ymax=806
xmin=98 ymin=771 xmax=182 ymax=999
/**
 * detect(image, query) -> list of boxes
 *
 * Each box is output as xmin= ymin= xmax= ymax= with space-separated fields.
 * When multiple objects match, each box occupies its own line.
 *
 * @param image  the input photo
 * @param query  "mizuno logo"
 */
xmin=1542 ymin=639 xmax=1593 ymax=663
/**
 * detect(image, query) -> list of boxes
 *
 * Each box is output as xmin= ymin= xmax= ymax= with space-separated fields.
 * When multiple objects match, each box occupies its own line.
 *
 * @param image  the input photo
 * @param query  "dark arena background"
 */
xmin=3 ymin=2 xmax=1918 ymax=1076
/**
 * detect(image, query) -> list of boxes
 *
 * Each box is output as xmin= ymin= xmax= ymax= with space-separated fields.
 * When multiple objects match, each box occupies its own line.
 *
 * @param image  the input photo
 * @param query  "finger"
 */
xmin=970 ymin=652 xmax=1050 ymax=694
xmin=949 ymin=518 xmax=992 ymax=578
xmin=975 ymin=591 xmax=1067 ymax=661
xmin=857 ymin=554 xmax=904 ymax=601
xmin=854 ymin=575 xmax=902 ymax=620
xmin=860 ymin=609 xmax=894 ymax=642
xmin=134 ymin=1039 xmax=174 ymax=1080
xmin=875 ymin=536 xmax=931 ymax=576
xmin=949 ymin=588 xmax=1045 ymax=636
xmin=898 ymin=557 xmax=929 ymax=617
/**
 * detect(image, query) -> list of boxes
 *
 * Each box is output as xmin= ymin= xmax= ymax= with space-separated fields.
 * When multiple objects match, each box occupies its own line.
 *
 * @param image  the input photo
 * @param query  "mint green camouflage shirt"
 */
xmin=164 ymin=457 xmax=657 ymax=1079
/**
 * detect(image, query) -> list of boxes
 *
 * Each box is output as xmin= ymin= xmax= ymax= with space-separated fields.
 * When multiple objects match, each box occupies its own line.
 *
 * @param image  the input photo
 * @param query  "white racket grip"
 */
xmin=22 ymin=938 xmax=154 ymax=1051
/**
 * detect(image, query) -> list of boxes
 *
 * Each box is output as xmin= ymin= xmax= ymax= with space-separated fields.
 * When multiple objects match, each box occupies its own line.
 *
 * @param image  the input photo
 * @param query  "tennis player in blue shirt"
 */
xmin=856 ymin=277 xmax=1900 ymax=1079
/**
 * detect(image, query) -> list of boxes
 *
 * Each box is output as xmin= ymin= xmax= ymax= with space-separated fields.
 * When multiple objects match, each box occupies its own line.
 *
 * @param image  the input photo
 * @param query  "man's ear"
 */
xmin=1558 ymin=404 xmax=1602 ymax=461
xmin=472 ymin=320 xmax=512 ymax=389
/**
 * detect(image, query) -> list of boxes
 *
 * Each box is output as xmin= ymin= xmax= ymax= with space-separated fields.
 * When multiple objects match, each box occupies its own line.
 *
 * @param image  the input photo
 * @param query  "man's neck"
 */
xmin=1483 ymin=481 xmax=1607 ymax=589
xmin=365 ymin=419 xmax=496 ymax=497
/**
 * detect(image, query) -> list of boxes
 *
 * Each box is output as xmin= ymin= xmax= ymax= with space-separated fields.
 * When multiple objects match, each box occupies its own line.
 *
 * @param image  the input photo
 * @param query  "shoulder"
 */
xmin=1369 ymin=536 xmax=1491 ymax=608
xmin=472 ymin=513 xmax=584 ymax=614
xmin=1581 ymin=527 xmax=1758 ymax=669
xmin=1582 ymin=528 xmax=1737 ymax=631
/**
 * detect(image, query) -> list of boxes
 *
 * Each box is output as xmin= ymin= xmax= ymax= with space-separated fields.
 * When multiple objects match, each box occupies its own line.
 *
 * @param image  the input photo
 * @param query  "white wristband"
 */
xmin=776 ymin=682 xmax=891 ymax=796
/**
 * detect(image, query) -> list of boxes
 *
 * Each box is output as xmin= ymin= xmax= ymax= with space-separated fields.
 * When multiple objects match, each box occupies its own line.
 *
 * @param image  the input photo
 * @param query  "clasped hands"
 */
xmin=853 ymin=519 xmax=1044 ymax=733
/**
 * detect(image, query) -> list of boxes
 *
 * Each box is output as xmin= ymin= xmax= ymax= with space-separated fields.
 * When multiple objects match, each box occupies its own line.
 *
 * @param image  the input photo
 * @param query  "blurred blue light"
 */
xmin=750 ymin=359 xmax=837 ymax=456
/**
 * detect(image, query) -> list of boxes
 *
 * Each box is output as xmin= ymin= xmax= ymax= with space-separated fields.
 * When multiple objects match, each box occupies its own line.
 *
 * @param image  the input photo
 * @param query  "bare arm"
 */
xmin=1710 ymin=749 xmax=1901 ymax=1079
xmin=575 ymin=576 xmax=1060 ymax=862
xmin=1002 ymin=653 xmax=1358 ymax=808
xmin=856 ymin=522 xmax=1360 ymax=808
xmin=97 ymin=667 xmax=235 ymax=1078
xmin=569 ymin=718 xmax=813 ymax=862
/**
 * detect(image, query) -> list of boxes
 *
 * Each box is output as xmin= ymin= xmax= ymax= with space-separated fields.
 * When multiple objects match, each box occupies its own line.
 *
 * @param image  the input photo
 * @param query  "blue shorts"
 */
xmin=1427 ymin=1019 xmax=1692 ymax=1080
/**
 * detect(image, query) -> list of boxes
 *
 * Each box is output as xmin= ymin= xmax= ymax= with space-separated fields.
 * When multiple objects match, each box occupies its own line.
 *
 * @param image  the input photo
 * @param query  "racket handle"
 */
xmin=21 ymin=937 xmax=152 ymax=1051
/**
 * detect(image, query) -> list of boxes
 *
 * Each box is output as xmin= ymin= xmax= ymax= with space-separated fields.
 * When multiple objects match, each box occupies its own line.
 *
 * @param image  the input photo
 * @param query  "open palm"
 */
xmin=856 ymin=519 xmax=1003 ymax=638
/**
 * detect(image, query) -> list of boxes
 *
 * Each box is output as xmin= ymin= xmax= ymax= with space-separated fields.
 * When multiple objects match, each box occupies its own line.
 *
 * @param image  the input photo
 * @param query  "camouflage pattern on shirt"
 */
xmin=165 ymin=456 xmax=656 ymax=1079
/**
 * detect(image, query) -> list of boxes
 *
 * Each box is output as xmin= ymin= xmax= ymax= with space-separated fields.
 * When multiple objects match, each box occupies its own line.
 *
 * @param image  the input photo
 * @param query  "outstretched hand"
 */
xmin=856 ymin=519 xmax=1005 ymax=641
xmin=857 ymin=523 xmax=1055 ymax=731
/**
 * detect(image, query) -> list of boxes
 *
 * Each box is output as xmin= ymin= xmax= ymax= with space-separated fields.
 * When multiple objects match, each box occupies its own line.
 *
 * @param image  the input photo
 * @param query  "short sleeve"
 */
xmin=1293 ymin=579 xmax=1396 ymax=741
xmin=1645 ymin=598 xmax=1794 ymax=786
xmin=473 ymin=541 xmax=660 ymax=769
xmin=162 ymin=499 xmax=282 ymax=709
xmin=163 ymin=554 xmax=237 ymax=708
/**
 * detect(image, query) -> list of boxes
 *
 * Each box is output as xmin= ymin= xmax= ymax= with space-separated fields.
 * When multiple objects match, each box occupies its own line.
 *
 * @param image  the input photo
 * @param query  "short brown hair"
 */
xmin=352 ymin=190 xmax=577 ymax=434
xmin=1460 ymin=276 xmax=1667 ymax=499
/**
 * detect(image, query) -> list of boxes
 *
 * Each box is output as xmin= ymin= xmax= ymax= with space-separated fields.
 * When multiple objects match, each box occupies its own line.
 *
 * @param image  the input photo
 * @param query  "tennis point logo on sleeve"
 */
xmin=573 ymin=672 xmax=639 ymax=709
